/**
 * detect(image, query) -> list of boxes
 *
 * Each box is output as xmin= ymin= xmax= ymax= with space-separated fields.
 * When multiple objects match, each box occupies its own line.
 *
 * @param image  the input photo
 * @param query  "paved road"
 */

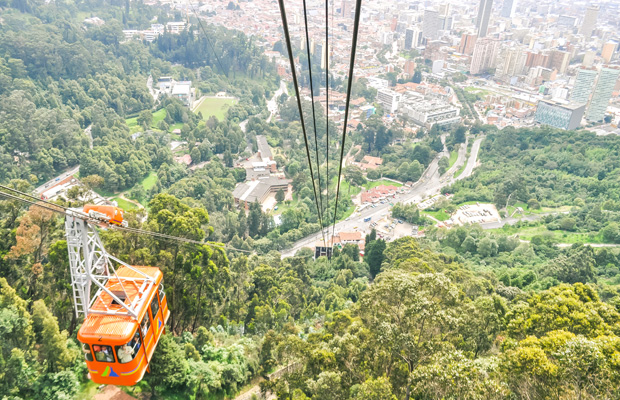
xmin=280 ymin=137 xmax=485 ymax=258
xmin=443 ymin=141 xmax=467 ymax=178
xmin=479 ymin=211 xmax=566 ymax=230
xmin=34 ymin=165 xmax=80 ymax=195
xmin=239 ymin=81 xmax=287 ymax=155
xmin=266 ymin=80 xmax=288 ymax=123
xmin=455 ymin=136 xmax=483 ymax=181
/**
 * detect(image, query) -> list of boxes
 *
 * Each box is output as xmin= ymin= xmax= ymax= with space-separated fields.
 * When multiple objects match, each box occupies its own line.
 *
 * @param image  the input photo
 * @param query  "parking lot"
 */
xmin=448 ymin=203 xmax=500 ymax=226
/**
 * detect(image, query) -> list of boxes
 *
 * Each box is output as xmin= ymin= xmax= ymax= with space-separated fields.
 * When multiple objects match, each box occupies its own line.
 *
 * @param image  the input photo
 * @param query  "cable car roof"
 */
xmin=77 ymin=266 xmax=163 ymax=345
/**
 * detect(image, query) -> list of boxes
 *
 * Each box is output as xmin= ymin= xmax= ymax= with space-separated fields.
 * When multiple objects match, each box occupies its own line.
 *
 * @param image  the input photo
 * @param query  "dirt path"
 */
xmin=94 ymin=386 xmax=137 ymax=400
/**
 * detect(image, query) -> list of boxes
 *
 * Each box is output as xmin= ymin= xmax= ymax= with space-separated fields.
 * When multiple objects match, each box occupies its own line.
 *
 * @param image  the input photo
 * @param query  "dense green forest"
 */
xmin=3 ymin=0 xmax=620 ymax=399
xmin=446 ymin=127 xmax=620 ymax=244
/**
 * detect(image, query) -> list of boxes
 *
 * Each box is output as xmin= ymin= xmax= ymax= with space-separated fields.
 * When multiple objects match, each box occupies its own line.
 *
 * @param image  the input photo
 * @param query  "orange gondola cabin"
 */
xmin=77 ymin=267 xmax=170 ymax=385
xmin=65 ymin=205 xmax=170 ymax=386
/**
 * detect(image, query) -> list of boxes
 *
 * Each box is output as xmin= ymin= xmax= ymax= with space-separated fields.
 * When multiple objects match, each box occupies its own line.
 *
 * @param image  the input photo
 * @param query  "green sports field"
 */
xmin=194 ymin=97 xmax=237 ymax=121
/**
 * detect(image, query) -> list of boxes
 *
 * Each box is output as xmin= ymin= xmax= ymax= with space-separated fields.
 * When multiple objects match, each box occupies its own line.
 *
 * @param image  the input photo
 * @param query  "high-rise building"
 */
xmin=583 ymin=50 xmax=596 ymax=67
xmin=495 ymin=45 xmax=527 ymax=81
xmin=570 ymin=68 xmax=597 ymax=105
xmin=547 ymin=50 xmax=571 ymax=75
xmin=405 ymin=28 xmax=421 ymax=50
xmin=458 ymin=33 xmax=478 ymax=55
xmin=501 ymin=0 xmax=517 ymax=18
xmin=535 ymin=100 xmax=585 ymax=130
xmin=422 ymin=9 xmax=442 ymax=41
xmin=476 ymin=0 xmax=493 ymax=37
xmin=313 ymin=42 xmax=328 ymax=69
xmin=470 ymin=38 xmax=500 ymax=75
xmin=557 ymin=15 xmax=577 ymax=28
xmin=440 ymin=15 xmax=453 ymax=31
xmin=601 ymin=41 xmax=617 ymax=63
xmin=525 ymin=51 xmax=549 ymax=69
xmin=341 ymin=0 xmax=350 ymax=18
xmin=579 ymin=5 xmax=599 ymax=38
xmin=586 ymin=66 xmax=620 ymax=122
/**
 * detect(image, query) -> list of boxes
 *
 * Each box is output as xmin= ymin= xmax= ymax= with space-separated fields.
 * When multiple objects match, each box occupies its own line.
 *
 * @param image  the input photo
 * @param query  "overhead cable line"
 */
xmin=276 ymin=0 xmax=327 ymax=246
xmin=325 ymin=0 xmax=330 ymax=242
xmin=0 ymin=189 xmax=66 ymax=215
xmin=301 ymin=0 xmax=325 ymax=223
xmin=0 ymin=185 xmax=253 ymax=254
xmin=186 ymin=0 xmax=229 ymax=76
xmin=331 ymin=0 xmax=363 ymax=242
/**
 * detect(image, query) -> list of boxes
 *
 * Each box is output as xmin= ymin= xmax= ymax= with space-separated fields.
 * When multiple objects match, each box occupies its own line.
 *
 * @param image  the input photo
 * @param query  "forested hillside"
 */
xmin=2 ymin=0 xmax=620 ymax=399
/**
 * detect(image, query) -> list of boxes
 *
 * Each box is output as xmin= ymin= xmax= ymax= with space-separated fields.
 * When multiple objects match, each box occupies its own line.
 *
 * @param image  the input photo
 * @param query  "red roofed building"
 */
xmin=348 ymin=119 xmax=362 ymax=129
xmin=350 ymin=98 xmax=366 ymax=107
xmin=314 ymin=231 xmax=365 ymax=259
xmin=359 ymin=155 xmax=383 ymax=171
xmin=361 ymin=185 xmax=398 ymax=203
xmin=174 ymin=154 xmax=192 ymax=166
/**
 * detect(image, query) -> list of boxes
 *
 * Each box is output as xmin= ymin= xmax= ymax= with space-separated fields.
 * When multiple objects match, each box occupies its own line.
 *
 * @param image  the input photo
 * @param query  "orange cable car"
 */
xmin=77 ymin=267 xmax=170 ymax=385
xmin=66 ymin=205 xmax=170 ymax=386
xmin=83 ymin=205 xmax=127 ymax=226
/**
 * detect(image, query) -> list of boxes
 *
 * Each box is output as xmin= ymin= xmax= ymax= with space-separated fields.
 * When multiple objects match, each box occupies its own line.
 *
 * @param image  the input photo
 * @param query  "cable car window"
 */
xmin=159 ymin=284 xmax=165 ymax=301
xmin=150 ymin=294 xmax=160 ymax=319
xmin=92 ymin=345 xmax=115 ymax=363
xmin=141 ymin=314 xmax=150 ymax=337
xmin=116 ymin=332 xmax=141 ymax=364
xmin=81 ymin=342 xmax=94 ymax=361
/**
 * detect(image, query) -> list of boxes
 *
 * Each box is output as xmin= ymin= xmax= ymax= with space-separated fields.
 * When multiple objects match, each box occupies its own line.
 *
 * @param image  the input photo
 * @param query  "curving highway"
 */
xmin=280 ymin=136 xmax=485 ymax=258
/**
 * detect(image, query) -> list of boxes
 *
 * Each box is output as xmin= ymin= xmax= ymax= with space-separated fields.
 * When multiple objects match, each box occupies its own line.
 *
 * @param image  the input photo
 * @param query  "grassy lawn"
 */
xmin=195 ymin=97 xmax=237 ymax=121
xmin=423 ymin=209 xmax=450 ymax=221
xmin=465 ymin=86 xmax=490 ymax=96
xmin=169 ymin=123 xmax=184 ymax=137
xmin=140 ymin=171 xmax=157 ymax=191
xmin=341 ymin=204 xmax=357 ymax=221
xmin=448 ymin=150 xmax=458 ymax=168
xmin=111 ymin=197 xmax=139 ymax=211
xmin=93 ymin=187 xmax=116 ymax=198
xmin=126 ymin=108 xmax=167 ymax=133
xmin=506 ymin=201 xmax=529 ymax=216
xmin=339 ymin=180 xmax=362 ymax=197
xmin=364 ymin=179 xmax=403 ymax=189
xmin=152 ymin=108 xmax=167 ymax=126
xmin=454 ymin=162 xmax=467 ymax=179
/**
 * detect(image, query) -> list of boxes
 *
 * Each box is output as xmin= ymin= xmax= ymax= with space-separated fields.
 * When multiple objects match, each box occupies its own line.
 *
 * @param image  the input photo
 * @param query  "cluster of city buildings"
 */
xmin=189 ymin=0 xmax=620 ymax=131
xmin=85 ymin=17 xmax=189 ymax=43
xmin=122 ymin=21 xmax=188 ymax=42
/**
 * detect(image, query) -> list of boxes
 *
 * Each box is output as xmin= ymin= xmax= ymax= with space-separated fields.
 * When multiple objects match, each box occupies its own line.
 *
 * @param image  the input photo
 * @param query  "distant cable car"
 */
xmin=66 ymin=205 xmax=170 ymax=386
xmin=83 ymin=205 xmax=127 ymax=227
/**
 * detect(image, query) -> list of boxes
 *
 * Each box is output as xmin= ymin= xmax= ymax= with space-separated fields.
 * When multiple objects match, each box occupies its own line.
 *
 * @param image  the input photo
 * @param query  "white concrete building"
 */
xmin=399 ymin=92 xmax=460 ymax=127
xmin=376 ymin=88 xmax=401 ymax=114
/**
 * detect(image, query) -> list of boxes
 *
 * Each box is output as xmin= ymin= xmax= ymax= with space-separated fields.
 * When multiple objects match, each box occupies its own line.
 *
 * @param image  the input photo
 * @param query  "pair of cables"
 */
xmin=276 ymin=0 xmax=363 ymax=250
xmin=0 ymin=184 xmax=253 ymax=254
